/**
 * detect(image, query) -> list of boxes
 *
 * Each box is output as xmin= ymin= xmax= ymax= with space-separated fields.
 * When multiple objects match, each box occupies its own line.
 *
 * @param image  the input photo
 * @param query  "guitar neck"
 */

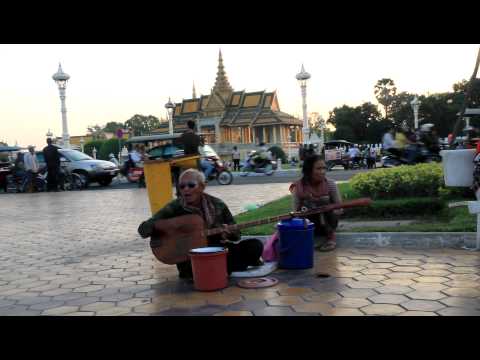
xmin=204 ymin=198 xmax=371 ymax=238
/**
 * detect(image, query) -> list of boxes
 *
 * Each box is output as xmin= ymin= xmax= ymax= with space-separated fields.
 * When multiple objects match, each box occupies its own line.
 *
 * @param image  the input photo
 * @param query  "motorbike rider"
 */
xmin=418 ymin=123 xmax=440 ymax=155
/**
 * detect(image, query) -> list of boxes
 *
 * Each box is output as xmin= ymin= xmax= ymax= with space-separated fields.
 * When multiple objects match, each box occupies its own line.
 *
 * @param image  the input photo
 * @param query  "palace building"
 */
xmin=154 ymin=50 xmax=303 ymax=159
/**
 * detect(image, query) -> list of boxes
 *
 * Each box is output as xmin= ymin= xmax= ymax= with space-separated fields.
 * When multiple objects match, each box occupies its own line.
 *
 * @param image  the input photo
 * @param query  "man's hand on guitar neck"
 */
xmin=219 ymin=224 xmax=233 ymax=244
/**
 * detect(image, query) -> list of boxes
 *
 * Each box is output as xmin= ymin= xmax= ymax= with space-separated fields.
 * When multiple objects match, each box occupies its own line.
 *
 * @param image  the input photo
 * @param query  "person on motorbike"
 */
xmin=109 ymin=153 xmax=120 ymax=167
xmin=200 ymin=157 xmax=215 ymax=181
xmin=419 ymin=123 xmax=440 ymax=155
xmin=395 ymin=127 xmax=418 ymax=164
xmin=347 ymin=145 xmax=361 ymax=168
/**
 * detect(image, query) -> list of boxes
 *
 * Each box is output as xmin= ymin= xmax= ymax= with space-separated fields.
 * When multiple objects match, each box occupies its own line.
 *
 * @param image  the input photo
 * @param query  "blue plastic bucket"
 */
xmin=277 ymin=218 xmax=315 ymax=269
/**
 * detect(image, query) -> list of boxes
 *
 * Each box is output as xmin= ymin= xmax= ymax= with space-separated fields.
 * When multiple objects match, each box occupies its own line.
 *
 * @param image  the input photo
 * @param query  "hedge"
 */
xmin=350 ymin=163 xmax=444 ymax=199
xmin=344 ymin=197 xmax=445 ymax=218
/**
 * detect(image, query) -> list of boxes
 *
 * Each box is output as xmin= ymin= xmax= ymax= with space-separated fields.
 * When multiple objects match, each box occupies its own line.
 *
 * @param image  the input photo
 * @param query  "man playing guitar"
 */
xmin=138 ymin=169 xmax=263 ymax=280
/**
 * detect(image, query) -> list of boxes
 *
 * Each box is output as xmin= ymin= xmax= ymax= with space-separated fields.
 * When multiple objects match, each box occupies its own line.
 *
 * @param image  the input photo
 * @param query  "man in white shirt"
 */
xmin=23 ymin=145 xmax=39 ymax=192
xmin=347 ymin=145 xmax=361 ymax=168
xmin=382 ymin=129 xmax=396 ymax=151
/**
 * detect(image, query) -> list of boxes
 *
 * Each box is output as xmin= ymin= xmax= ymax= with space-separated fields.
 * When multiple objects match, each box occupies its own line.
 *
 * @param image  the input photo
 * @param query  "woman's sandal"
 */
xmin=318 ymin=241 xmax=336 ymax=252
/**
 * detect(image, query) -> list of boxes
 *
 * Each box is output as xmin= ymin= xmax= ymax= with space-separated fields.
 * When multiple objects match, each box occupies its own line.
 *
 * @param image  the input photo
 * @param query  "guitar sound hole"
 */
xmin=316 ymin=273 xmax=330 ymax=278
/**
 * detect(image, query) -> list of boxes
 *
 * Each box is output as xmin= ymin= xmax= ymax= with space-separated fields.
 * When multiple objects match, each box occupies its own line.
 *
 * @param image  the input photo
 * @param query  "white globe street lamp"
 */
xmin=46 ymin=129 xmax=53 ymax=140
xmin=52 ymin=63 xmax=71 ymax=148
xmin=165 ymin=97 xmax=175 ymax=135
xmin=296 ymin=64 xmax=311 ymax=145
xmin=410 ymin=96 xmax=421 ymax=130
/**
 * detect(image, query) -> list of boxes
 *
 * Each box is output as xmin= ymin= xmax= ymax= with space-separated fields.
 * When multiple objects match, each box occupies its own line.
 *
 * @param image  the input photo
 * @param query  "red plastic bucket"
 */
xmin=189 ymin=247 xmax=228 ymax=291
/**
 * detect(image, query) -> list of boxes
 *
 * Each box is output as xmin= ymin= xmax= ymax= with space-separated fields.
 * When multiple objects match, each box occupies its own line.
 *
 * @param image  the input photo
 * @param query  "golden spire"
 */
xmin=213 ymin=49 xmax=233 ymax=96
xmin=192 ymin=81 xmax=197 ymax=99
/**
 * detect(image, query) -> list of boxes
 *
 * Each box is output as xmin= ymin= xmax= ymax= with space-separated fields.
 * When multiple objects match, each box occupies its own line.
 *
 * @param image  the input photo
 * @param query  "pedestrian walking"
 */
xmin=232 ymin=146 xmax=241 ymax=171
xmin=43 ymin=138 xmax=60 ymax=192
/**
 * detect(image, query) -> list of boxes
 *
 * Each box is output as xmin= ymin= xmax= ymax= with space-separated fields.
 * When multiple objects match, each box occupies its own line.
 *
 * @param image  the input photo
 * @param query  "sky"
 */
xmin=0 ymin=44 xmax=479 ymax=148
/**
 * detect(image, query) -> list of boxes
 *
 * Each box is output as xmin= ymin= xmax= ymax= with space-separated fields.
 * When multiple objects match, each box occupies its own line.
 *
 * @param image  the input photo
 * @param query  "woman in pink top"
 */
xmin=290 ymin=155 xmax=343 ymax=251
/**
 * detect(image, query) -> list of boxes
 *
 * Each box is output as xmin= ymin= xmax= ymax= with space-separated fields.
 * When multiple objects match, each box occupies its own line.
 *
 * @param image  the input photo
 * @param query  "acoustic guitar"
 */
xmin=150 ymin=198 xmax=372 ymax=265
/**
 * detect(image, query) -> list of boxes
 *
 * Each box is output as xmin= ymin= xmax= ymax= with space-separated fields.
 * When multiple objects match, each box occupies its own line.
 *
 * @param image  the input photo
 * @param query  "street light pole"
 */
xmin=411 ymin=96 xmax=421 ymax=130
xmin=296 ymin=65 xmax=311 ymax=145
xmin=165 ymin=97 xmax=175 ymax=135
xmin=52 ymin=63 xmax=71 ymax=148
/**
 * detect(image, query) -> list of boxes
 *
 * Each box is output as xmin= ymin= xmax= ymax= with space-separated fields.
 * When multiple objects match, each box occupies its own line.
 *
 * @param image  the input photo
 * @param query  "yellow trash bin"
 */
xmin=143 ymin=155 xmax=200 ymax=214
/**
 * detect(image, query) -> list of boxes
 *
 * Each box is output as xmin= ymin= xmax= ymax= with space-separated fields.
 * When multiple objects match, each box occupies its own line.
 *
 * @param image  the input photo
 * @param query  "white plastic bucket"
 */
xmin=440 ymin=149 xmax=476 ymax=187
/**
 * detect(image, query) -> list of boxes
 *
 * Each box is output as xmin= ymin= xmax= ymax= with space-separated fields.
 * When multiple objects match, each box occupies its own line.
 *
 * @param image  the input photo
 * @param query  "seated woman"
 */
xmin=138 ymin=168 xmax=263 ymax=279
xmin=289 ymin=155 xmax=343 ymax=252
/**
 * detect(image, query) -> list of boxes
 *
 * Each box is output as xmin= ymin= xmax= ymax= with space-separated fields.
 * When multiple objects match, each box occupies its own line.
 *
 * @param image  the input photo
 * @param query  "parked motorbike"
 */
xmin=381 ymin=146 xmax=441 ymax=168
xmin=203 ymin=156 xmax=233 ymax=185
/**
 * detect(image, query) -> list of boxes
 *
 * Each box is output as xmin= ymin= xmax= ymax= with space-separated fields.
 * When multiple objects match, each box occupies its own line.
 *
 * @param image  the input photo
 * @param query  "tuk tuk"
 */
xmin=324 ymin=140 xmax=354 ymax=171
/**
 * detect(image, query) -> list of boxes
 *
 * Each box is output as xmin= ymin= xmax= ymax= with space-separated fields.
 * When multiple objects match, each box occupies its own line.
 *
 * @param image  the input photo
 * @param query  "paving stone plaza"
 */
xmin=1 ymin=185 xmax=480 ymax=316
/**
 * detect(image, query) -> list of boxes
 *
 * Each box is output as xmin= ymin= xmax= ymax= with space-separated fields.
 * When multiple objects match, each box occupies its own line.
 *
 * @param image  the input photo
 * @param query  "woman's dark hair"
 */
xmin=187 ymin=120 xmax=195 ymax=130
xmin=301 ymin=154 xmax=325 ymax=185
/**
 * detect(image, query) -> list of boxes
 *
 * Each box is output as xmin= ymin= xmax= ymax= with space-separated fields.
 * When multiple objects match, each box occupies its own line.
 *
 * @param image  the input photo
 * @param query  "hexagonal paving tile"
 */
xmin=42 ymin=306 xmax=79 ymax=316
xmin=360 ymin=268 xmax=391 ymax=276
xmin=406 ymin=291 xmax=447 ymax=301
xmin=255 ymin=306 xmax=303 ymax=316
xmin=447 ymin=273 xmax=480 ymax=281
xmin=303 ymin=292 xmax=342 ymax=303
xmin=413 ymin=276 xmax=449 ymax=284
xmin=267 ymin=296 xmax=305 ymax=306
xmin=420 ymin=263 xmax=452 ymax=270
xmin=437 ymin=307 xmax=480 ymax=316
xmin=332 ymin=298 xmax=371 ymax=308
xmin=340 ymin=288 xmax=378 ymax=298
xmin=439 ymin=296 xmax=480 ymax=308
xmin=365 ymin=263 xmax=395 ymax=269
xmin=80 ymin=301 xmax=116 ymax=312
xmin=327 ymin=308 xmax=364 ymax=316
xmin=369 ymin=257 xmax=399 ymax=263
xmin=375 ymin=285 xmax=413 ymax=295
xmin=117 ymin=298 xmax=151 ymax=308
xmin=381 ymin=279 xmax=416 ymax=287
xmin=96 ymin=307 xmax=133 ymax=316
xmin=448 ymin=267 xmax=478 ymax=274
xmin=442 ymin=287 xmax=480 ymax=298
xmin=390 ymin=266 xmax=423 ymax=273
xmin=278 ymin=287 xmax=314 ymax=296
xmin=409 ymin=283 xmax=448 ymax=292
xmin=133 ymin=303 xmax=170 ymax=314
xmin=394 ymin=260 xmax=424 ymax=266
xmin=368 ymin=294 xmax=409 ymax=305
xmin=347 ymin=281 xmax=380 ymax=289
xmin=292 ymin=302 xmax=335 ymax=315
xmin=444 ymin=280 xmax=480 ymax=288
xmin=397 ymin=311 xmax=438 ymax=316
xmin=63 ymin=312 xmax=96 ymax=316
xmin=353 ymin=275 xmax=388 ymax=282
xmin=207 ymin=295 xmax=243 ymax=306
xmin=241 ymin=291 xmax=279 ymax=301
xmin=417 ymin=269 xmax=451 ymax=277
xmin=361 ymin=304 xmax=405 ymax=315
xmin=402 ymin=300 xmax=445 ymax=312
xmin=386 ymin=272 xmax=420 ymax=280
xmin=214 ymin=311 xmax=253 ymax=316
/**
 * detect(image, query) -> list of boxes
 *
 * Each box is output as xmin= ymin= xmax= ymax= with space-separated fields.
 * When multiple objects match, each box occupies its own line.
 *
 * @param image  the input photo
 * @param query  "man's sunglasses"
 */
xmin=179 ymin=181 xmax=198 ymax=190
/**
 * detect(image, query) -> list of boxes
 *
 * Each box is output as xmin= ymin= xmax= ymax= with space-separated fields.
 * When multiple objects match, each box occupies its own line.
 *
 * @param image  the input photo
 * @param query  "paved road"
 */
xmin=75 ymin=167 xmax=367 ymax=191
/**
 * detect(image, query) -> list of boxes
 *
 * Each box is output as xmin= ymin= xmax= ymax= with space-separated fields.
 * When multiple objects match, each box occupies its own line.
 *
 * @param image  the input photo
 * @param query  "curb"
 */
xmin=242 ymin=232 xmax=479 ymax=249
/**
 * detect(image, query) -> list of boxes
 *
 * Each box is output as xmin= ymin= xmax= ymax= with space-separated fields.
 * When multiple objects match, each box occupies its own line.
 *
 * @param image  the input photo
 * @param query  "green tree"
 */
xmin=374 ymin=78 xmax=397 ymax=119
xmin=327 ymin=102 xmax=382 ymax=143
xmin=83 ymin=140 xmax=106 ymax=158
xmin=87 ymin=124 xmax=106 ymax=140
xmin=124 ymin=114 xmax=161 ymax=136
xmin=98 ymin=138 xmax=127 ymax=161
xmin=103 ymin=121 xmax=125 ymax=134
xmin=268 ymin=145 xmax=287 ymax=163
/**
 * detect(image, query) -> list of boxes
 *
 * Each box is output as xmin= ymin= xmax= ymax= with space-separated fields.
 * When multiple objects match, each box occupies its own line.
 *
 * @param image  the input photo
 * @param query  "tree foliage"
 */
xmin=374 ymin=78 xmax=397 ymax=119
xmin=103 ymin=121 xmax=125 ymax=134
xmin=124 ymin=114 xmax=161 ymax=136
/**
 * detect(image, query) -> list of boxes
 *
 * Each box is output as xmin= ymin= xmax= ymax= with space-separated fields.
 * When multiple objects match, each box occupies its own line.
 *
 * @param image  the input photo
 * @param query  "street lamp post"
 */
xmin=52 ymin=63 xmax=71 ymax=148
xmin=46 ymin=129 xmax=53 ymax=140
xmin=411 ymin=96 xmax=421 ymax=130
xmin=165 ymin=97 xmax=175 ymax=135
xmin=318 ymin=115 xmax=326 ymax=150
xmin=80 ymin=137 xmax=85 ymax=153
xmin=289 ymin=125 xmax=295 ymax=161
xmin=296 ymin=65 xmax=311 ymax=145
